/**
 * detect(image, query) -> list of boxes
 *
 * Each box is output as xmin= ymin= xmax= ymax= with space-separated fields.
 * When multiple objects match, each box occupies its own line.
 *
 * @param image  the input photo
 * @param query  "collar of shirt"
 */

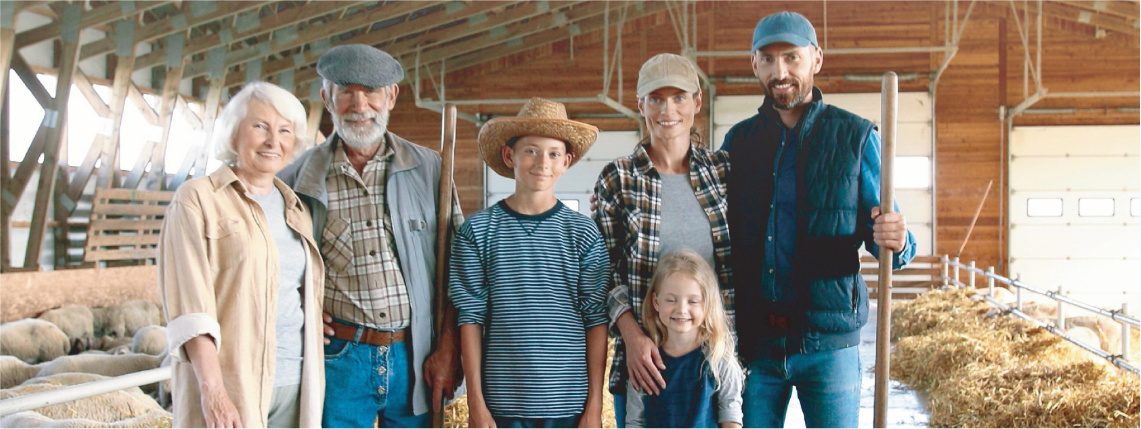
xmin=328 ymin=135 xmax=396 ymax=179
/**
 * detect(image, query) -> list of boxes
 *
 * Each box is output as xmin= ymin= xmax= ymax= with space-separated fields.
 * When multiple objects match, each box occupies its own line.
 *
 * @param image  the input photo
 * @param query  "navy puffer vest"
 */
xmin=725 ymin=89 xmax=876 ymax=361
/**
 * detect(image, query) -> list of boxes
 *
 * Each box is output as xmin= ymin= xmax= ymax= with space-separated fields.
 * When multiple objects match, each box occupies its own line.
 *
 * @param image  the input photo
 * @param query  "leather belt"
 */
xmin=329 ymin=320 xmax=408 ymax=346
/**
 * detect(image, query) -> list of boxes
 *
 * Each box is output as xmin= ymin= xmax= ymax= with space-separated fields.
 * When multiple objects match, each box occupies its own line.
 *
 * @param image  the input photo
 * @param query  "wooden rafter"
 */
xmin=1 ymin=2 xmax=15 ymax=99
xmin=169 ymin=76 xmax=225 ymax=189
xmin=1054 ymin=0 xmax=1140 ymax=21
xmin=95 ymin=38 xmax=139 ymax=191
xmin=71 ymin=72 xmax=110 ymax=118
xmin=24 ymin=3 xmax=82 ymax=269
xmin=449 ymin=1 xmax=671 ymax=71
xmin=78 ymin=1 xmax=270 ymax=62
xmin=14 ymin=1 xmax=170 ymax=48
xmin=229 ymin=1 xmax=525 ymax=89
xmin=1007 ymin=0 xmax=1141 ymax=38
xmin=180 ymin=1 xmax=438 ymax=82
xmin=133 ymin=1 xmax=360 ymax=73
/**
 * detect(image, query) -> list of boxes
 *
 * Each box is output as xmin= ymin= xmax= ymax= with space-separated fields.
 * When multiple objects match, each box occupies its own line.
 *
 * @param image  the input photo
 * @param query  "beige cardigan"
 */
xmin=159 ymin=166 xmax=325 ymax=428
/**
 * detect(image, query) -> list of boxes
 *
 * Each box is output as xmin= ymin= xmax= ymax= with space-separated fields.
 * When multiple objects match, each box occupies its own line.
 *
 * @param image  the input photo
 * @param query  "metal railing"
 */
xmin=940 ymin=255 xmax=1138 ymax=375
xmin=0 ymin=367 xmax=170 ymax=417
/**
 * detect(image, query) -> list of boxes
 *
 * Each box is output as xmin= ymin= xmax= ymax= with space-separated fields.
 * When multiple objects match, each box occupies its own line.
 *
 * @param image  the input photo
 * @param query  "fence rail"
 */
xmin=940 ymin=255 xmax=1138 ymax=376
xmin=0 ymin=367 xmax=170 ymax=417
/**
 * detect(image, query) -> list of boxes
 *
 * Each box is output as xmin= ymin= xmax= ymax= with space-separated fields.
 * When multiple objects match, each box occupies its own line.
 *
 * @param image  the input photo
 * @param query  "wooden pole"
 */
xmin=873 ymin=71 xmax=898 ymax=429
xmin=956 ymin=180 xmax=994 ymax=258
xmin=432 ymin=104 xmax=457 ymax=428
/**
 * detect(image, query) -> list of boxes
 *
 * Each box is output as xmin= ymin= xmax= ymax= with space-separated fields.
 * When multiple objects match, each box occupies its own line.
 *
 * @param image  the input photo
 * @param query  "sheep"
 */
xmin=0 ymin=355 xmax=43 ymax=389
xmin=91 ymin=334 xmax=132 ymax=353
xmin=1066 ymin=315 xmax=1123 ymax=355
xmin=129 ymin=325 xmax=167 ymax=356
xmin=0 ymin=410 xmax=172 ymax=428
xmin=0 ymin=373 xmax=168 ymax=424
xmin=35 ymin=353 xmax=164 ymax=395
xmin=99 ymin=301 xmax=163 ymax=340
xmin=37 ymin=305 xmax=95 ymax=352
xmin=0 ymin=319 xmax=71 ymax=364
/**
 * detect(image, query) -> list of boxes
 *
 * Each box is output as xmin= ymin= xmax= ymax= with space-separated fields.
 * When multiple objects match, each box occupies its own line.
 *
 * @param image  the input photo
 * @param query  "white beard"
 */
xmin=334 ymin=108 xmax=390 ymax=150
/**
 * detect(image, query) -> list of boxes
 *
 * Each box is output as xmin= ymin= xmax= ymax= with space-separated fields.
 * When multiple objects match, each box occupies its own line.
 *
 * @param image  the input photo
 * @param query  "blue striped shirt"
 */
xmin=450 ymin=200 xmax=610 ymax=418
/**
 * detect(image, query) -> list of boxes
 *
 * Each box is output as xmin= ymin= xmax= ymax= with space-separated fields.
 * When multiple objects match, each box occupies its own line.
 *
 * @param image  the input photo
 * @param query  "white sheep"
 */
xmin=91 ymin=335 xmax=132 ymax=353
xmin=35 ymin=353 xmax=164 ymax=395
xmin=0 ymin=319 xmax=71 ymax=364
xmin=98 ymin=301 xmax=163 ymax=340
xmin=129 ymin=325 xmax=167 ymax=356
xmin=0 ymin=372 xmax=169 ymax=425
xmin=37 ymin=305 xmax=95 ymax=352
xmin=0 ymin=410 xmax=172 ymax=428
xmin=0 ymin=355 xmax=44 ymax=389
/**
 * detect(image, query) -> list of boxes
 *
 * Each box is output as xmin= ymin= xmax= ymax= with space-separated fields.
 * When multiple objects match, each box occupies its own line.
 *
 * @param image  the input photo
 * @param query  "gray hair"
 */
xmin=212 ymin=81 xmax=311 ymax=165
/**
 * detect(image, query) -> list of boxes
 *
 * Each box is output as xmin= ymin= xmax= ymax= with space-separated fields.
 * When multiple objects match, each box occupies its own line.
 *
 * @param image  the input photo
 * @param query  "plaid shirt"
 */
xmin=322 ymin=138 xmax=411 ymax=330
xmin=593 ymin=143 xmax=734 ymax=394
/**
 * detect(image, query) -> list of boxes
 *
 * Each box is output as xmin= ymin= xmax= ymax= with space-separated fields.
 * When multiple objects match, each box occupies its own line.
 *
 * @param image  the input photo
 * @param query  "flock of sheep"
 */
xmin=0 ymin=300 xmax=172 ymax=427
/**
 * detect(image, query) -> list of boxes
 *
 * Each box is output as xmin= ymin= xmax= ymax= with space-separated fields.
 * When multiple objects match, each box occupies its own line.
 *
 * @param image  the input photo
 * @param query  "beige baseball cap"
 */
xmin=636 ymin=53 xmax=701 ymax=98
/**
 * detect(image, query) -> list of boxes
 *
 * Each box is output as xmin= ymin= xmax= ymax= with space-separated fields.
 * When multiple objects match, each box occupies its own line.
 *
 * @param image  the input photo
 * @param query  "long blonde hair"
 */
xmin=641 ymin=250 xmax=741 ymax=387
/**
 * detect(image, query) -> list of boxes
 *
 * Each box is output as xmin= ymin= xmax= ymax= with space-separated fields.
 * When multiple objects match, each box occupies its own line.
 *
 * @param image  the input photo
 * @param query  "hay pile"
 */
xmin=891 ymin=288 xmax=1140 ymax=428
xmin=444 ymin=339 xmax=619 ymax=428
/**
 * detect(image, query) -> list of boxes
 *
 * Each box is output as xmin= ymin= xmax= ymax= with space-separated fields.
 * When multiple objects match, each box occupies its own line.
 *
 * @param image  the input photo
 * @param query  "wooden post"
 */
xmin=96 ymin=21 xmax=137 ymax=190
xmin=873 ymin=71 xmax=898 ymax=429
xmin=432 ymin=105 xmax=457 ymax=428
xmin=169 ymin=47 xmax=227 ymax=189
xmin=0 ymin=1 xmax=15 ymax=99
xmin=24 ymin=4 xmax=82 ymax=270
xmin=1 ymin=83 xmax=10 ymax=271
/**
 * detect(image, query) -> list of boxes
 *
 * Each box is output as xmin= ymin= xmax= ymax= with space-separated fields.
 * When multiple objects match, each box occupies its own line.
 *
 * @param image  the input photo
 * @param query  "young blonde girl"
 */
xmin=626 ymin=250 xmax=744 ymax=428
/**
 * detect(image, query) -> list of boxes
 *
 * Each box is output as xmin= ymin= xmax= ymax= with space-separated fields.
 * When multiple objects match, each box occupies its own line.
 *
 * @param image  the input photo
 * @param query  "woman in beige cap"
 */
xmin=593 ymin=53 xmax=738 ymax=428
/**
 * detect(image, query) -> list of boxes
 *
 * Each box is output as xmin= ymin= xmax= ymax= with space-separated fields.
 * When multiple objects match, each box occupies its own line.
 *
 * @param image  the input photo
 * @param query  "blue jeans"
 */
xmin=322 ymin=338 xmax=428 ymax=428
xmin=743 ymin=346 xmax=860 ymax=428
xmin=611 ymin=394 xmax=626 ymax=428
xmin=494 ymin=414 xmax=580 ymax=428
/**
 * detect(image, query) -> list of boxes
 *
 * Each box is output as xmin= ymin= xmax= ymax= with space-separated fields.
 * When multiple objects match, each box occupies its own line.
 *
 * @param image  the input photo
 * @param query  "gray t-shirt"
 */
xmin=249 ymin=187 xmax=306 ymax=388
xmin=659 ymin=173 xmax=716 ymax=269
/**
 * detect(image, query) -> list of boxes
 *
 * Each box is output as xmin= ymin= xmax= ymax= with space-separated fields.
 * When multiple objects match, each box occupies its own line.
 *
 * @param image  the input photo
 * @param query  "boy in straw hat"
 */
xmin=449 ymin=98 xmax=609 ymax=428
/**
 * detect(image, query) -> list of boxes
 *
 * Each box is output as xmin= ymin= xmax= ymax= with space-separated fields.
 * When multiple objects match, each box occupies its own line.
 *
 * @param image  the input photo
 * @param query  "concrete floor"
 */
xmin=780 ymin=301 xmax=930 ymax=428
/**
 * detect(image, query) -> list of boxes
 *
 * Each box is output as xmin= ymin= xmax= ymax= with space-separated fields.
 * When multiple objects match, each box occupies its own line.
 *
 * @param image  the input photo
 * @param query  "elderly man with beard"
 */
xmin=279 ymin=44 xmax=463 ymax=428
xmin=719 ymin=12 xmax=916 ymax=428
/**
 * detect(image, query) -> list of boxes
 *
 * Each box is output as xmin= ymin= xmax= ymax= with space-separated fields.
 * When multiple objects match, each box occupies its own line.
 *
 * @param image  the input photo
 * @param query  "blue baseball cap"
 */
xmin=751 ymin=11 xmax=818 ymax=52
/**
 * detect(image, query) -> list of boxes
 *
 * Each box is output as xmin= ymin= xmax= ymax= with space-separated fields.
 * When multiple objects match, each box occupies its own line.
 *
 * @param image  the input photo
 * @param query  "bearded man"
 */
xmin=279 ymin=44 xmax=463 ymax=428
xmin=719 ymin=11 xmax=916 ymax=428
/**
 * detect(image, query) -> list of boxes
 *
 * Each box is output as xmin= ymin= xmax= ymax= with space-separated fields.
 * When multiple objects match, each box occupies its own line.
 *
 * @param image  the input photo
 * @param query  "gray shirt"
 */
xmin=659 ymin=173 xmax=716 ymax=268
xmin=249 ymin=187 xmax=306 ymax=387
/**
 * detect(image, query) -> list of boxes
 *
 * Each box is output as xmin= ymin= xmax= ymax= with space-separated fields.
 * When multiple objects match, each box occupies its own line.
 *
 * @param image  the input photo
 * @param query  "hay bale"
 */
xmin=891 ymin=288 xmax=1140 ymax=428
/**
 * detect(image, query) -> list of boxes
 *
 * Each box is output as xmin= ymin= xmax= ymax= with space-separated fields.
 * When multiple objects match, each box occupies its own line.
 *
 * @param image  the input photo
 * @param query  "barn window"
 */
xmin=1078 ymin=198 xmax=1114 ymax=217
xmin=894 ymin=156 xmax=931 ymax=189
xmin=1026 ymin=198 xmax=1063 ymax=217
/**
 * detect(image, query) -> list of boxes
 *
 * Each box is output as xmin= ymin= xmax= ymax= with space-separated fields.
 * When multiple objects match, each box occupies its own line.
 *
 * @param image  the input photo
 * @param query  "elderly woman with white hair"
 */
xmin=158 ymin=81 xmax=325 ymax=428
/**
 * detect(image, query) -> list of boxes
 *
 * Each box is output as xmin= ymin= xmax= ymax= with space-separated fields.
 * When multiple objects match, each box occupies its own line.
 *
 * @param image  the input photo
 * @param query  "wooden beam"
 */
xmin=1 ymin=82 xmax=10 ymax=271
xmin=128 ymin=84 xmax=160 ymax=126
xmin=25 ymin=3 xmax=82 ymax=270
xmin=387 ymin=1 xmax=558 ymax=65
xmin=168 ymin=75 xmax=224 ymax=189
xmin=227 ymin=0 xmax=521 ymax=89
xmin=71 ymin=71 xmax=110 ymax=117
xmin=1007 ymin=0 xmax=1141 ymax=38
xmin=306 ymin=99 xmax=324 ymax=144
xmin=183 ymin=1 xmax=437 ymax=82
xmin=79 ymin=1 xmax=270 ymax=62
xmin=449 ymin=1 xmax=670 ymax=71
xmin=3 ymin=125 xmax=48 ymax=217
xmin=15 ymin=1 xmax=169 ymax=48
xmin=1 ymin=1 xmax=15 ymax=100
xmin=1054 ymin=1 xmax=1140 ymax=20
xmin=133 ymin=1 xmax=359 ymax=73
xmin=95 ymin=33 xmax=138 ymax=191
xmin=139 ymin=35 xmax=187 ymax=191
xmin=9 ymin=54 xmax=52 ymax=108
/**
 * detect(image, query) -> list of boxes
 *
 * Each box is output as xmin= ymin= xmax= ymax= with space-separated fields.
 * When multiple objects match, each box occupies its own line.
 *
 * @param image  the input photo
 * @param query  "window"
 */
xmin=1027 ymin=198 xmax=1063 ymax=217
xmin=1078 ymin=198 xmax=1114 ymax=217
xmin=893 ymin=156 xmax=931 ymax=189
xmin=1132 ymin=198 xmax=1140 ymax=217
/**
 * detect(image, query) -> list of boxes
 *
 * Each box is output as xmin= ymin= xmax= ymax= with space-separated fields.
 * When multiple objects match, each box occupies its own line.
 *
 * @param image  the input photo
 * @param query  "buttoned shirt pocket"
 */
xmin=206 ymin=218 xmax=247 ymax=271
xmin=321 ymin=218 xmax=353 ymax=275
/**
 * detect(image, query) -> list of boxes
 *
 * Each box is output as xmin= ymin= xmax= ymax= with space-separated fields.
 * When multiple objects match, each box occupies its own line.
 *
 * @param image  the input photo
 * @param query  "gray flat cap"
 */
xmin=316 ymin=44 xmax=404 ymax=88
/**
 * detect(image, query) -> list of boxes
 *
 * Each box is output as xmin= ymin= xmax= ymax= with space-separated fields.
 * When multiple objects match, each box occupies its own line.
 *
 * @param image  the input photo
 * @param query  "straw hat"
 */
xmin=478 ymin=98 xmax=599 ymax=179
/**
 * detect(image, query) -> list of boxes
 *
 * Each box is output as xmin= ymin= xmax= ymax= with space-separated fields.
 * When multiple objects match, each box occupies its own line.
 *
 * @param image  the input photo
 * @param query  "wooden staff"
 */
xmin=432 ymin=104 xmax=457 ymax=428
xmin=956 ymin=180 xmax=994 ymax=258
xmin=873 ymin=72 xmax=898 ymax=429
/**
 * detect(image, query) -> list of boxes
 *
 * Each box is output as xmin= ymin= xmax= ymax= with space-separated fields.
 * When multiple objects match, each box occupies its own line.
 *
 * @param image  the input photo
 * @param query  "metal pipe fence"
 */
xmin=0 ymin=367 xmax=170 ymax=417
xmin=940 ymin=255 xmax=1138 ymax=375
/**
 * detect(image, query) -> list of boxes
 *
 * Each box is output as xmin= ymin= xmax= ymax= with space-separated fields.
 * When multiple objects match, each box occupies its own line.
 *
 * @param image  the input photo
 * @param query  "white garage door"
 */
xmin=1009 ymin=125 xmax=1140 ymax=310
xmin=712 ymin=93 xmax=934 ymax=256
xmin=486 ymin=131 xmax=640 ymax=216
